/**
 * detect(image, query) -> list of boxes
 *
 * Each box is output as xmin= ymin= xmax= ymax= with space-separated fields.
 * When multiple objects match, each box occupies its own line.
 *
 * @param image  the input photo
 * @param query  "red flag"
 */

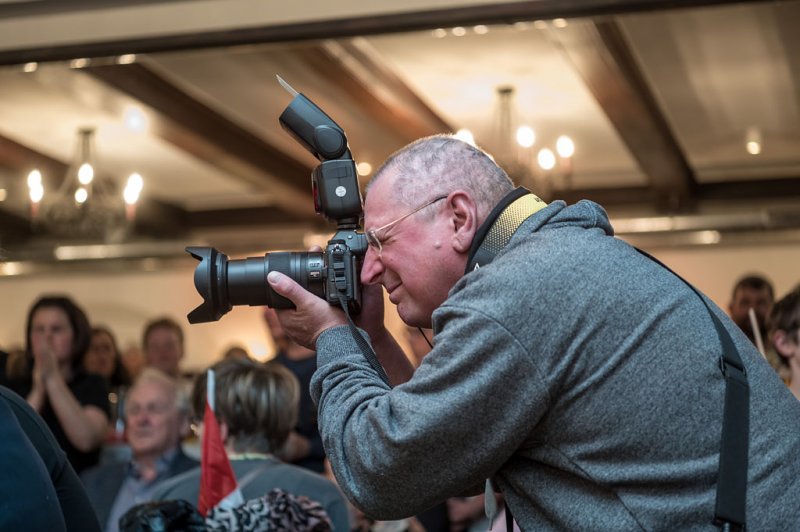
xmin=198 ymin=369 xmax=243 ymax=515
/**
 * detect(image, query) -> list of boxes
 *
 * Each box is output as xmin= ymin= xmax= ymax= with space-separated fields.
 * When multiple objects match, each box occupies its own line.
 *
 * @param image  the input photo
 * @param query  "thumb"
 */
xmin=267 ymin=271 xmax=313 ymax=306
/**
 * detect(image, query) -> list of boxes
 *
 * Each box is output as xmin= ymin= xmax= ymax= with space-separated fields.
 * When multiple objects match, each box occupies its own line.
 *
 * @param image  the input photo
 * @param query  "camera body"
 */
xmin=185 ymin=82 xmax=366 ymax=323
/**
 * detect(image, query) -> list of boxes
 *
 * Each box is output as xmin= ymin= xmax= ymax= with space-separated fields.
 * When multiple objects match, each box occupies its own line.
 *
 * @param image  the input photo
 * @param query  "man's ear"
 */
xmin=773 ymin=330 xmax=797 ymax=359
xmin=448 ymin=191 xmax=479 ymax=253
xmin=219 ymin=420 xmax=230 ymax=443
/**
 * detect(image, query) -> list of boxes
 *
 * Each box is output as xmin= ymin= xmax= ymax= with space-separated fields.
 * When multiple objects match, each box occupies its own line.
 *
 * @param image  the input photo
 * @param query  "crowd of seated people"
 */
xmin=1 ymin=274 xmax=798 ymax=532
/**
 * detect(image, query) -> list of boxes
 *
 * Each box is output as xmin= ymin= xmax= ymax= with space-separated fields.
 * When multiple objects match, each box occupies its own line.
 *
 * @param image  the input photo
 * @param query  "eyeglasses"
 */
xmin=365 ymin=195 xmax=448 ymax=255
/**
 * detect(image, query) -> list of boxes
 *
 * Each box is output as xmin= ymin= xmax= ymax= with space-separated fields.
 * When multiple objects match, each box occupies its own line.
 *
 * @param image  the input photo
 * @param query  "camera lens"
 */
xmin=228 ymin=251 xmax=325 ymax=308
xmin=186 ymin=247 xmax=326 ymax=323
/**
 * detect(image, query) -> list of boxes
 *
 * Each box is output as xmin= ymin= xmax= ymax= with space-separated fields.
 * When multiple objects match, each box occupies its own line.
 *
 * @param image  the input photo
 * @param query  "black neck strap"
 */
xmin=635 ymin=248 xmax=748 ymax=530
xmin=465 ymin=187 xmax=547 ymax=274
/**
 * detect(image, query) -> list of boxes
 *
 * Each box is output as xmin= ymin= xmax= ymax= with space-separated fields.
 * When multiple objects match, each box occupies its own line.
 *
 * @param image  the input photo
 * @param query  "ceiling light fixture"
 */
xmin=745 ymin=126 xmax=761 ymax=155
xmin=28 ymin=127 xmax=144 ymax=240
xmin=457 ymin=85 xmax=574 ymax=198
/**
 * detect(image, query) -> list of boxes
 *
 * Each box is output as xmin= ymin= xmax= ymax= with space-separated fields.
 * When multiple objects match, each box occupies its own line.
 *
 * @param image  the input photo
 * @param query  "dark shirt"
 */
xmin=3 ymin=365 xmax=110 ymax=474
xmin=273 ymin=351 xmax=325 ymax=473
xmin=0 ymin=383 xmax=101 ymax=532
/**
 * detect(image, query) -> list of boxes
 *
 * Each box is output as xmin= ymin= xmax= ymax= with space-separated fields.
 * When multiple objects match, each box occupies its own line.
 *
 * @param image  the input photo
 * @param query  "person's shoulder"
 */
xmin=0 ymin=384 xmax=27 ymax=410
xmin=80 ymin=461 xmax=126 ymax=485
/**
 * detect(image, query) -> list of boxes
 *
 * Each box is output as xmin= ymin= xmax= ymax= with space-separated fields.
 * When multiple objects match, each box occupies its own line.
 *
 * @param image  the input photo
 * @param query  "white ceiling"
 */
xmin=0 ymin=0 xmax=799 ymax=272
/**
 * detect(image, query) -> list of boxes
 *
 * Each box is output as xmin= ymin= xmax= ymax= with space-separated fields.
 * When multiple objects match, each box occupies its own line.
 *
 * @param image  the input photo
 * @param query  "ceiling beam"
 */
xmin=0 ymin=209 xmax=33 ymax=243
xmin=556 ymin=178 xmax=800 ymax=207
xmin=84 ymin=62 xmax=316 ymax=217
xmin=0 ymin=1 xmax=760 ymax=65
xmin=187 ymin=205 xmax=324 ymax=229
xmin=0 ymin=132 xmax=68 ymax=190
xmin=547 ymin=18 xmax=697 ymax=212
xmin=293 ymin=41 xmax=452 ymax=142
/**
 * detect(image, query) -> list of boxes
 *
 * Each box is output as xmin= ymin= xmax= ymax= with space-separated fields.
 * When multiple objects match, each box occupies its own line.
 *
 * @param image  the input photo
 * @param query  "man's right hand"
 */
xmin=267 ymin=271 xmax=347 ymax=350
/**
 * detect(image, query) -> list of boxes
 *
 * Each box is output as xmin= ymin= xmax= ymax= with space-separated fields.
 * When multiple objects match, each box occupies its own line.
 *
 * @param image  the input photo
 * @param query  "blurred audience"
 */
xmin=728 ymin=274 xmax=774 ymax=347
xmin=86 ymin=326 xmax=133 ymax=442
xmin=264 ymin=308 xmax=325 ymax=473
xmin=153 ymin=357 xmax=351 ymax=531
xmin=1 ymin=295 xmax=110 ymax=474
xmin=81 ymin=368 xmax=197 ymax=532
xmin=768 ymin=285 xmax=800 ymax=400
xmin=142 ymin=317 xmax=184 ymax=378
xmin=222 ymin=344 xmax=251 ymax=361
xmin=85 ymin=326 xmax=132 ymax=388
xmin=121 ymin=345 xmax=146 ymax=382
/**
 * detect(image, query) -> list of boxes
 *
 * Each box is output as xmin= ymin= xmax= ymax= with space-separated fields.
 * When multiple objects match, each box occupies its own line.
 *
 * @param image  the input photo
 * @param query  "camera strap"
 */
xmin=635 ymin=248 xmax=749 ymax=530
xmin=465 ymin=187 xmax=548 ymax=274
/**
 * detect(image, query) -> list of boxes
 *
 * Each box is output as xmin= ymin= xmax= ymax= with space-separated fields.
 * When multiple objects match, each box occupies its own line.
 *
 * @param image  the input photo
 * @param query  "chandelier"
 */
xmin=457 ymin=85 xmax=574 ymax=198
xmin=27 ymin=127 xmax=143 ymax=240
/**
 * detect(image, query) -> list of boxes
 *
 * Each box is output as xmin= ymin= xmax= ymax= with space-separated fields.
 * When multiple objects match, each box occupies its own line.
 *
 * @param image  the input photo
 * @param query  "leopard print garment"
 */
xmin=205 ymin=488 xmax=333 ymax=532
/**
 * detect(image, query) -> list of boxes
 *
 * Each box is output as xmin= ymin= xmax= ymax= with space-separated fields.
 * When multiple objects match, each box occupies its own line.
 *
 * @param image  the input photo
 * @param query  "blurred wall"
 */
xmin=1 ymin=241 xmax=798 ymax=372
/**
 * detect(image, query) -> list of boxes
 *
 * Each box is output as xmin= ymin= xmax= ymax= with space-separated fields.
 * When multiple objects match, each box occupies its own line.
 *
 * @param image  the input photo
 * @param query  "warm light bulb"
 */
xmin=124 ymin=173 xmax=143 ymax=205
xmin=29 ymin=184 xmax=44 ymax=203
xmin=745 ymin=127 xmax=762 ymax=155
xmin=27 ymin=169 xmax=42 ymax=188
xmin=556 ymin=135 xmax=575 ymax=158
xmin=455 ymin=129 xmax=475 ymax=146
xmin=516 ymin=126 xmax=536 ymax=148
xmin=356 ymin=162 xmax=372 ymax=176
xmin=75 ymin=187 xmax=88 ymax=204
xmin=78 ymin=163 xmax=94 ymax=184
xmin=537 ymin=148 xmax=556 ymax=170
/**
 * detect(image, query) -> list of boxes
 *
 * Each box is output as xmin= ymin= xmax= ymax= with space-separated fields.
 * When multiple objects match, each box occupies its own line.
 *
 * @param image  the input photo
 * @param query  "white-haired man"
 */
xmin=82 ymin=368 xmax=197 ymax=532
xmin=267 ymin=135 xmax=800 ymax=530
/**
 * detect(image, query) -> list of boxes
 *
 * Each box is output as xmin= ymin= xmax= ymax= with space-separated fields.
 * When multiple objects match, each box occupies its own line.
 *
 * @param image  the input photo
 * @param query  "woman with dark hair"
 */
xmin=9 ymin=295 xmax=110 ymax=473
xmin=84 ymin=326 xmax=132 ymax=388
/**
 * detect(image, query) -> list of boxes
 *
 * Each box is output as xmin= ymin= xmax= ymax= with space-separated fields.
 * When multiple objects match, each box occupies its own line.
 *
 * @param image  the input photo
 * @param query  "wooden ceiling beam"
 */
xmin=293 ymin=41 xmax=452 ymax=142
xmin=555 ymin=178 xmax=800 ymax=207
xmin=547 ymin=19 xmax=697 ymax=212
xmin=0 ymin=133 xmax=68 ymax=190
xmin=85 ymin=62 xmax=316 ymax=217
xmin=0 ymin=1 xmax=760 ymax=66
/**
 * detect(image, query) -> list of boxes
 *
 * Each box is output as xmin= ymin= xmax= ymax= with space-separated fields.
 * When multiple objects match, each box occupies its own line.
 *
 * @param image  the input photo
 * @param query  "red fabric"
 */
xmin=198 ymin=400 xmax=240 ymax=515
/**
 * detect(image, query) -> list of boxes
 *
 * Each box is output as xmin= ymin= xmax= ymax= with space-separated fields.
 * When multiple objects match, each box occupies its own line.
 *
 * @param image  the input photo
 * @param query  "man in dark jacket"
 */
xmin=82 ymin=368 xmax=197 ymax=532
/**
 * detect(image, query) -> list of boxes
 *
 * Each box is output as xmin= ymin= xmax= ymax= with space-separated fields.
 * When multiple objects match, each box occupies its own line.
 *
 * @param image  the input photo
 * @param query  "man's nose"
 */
xmin=361 ymin=247 xmax=384 ymax=285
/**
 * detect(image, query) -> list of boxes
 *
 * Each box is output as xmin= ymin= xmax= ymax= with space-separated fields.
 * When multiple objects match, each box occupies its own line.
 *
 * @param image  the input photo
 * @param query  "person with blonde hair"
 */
xmin=153 ymin=357 xmax=350 ymax=530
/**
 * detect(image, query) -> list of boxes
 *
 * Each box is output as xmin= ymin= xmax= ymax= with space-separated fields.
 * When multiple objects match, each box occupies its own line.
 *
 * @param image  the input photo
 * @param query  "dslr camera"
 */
xmin=185 ymin=78 xmax=367 ymax=323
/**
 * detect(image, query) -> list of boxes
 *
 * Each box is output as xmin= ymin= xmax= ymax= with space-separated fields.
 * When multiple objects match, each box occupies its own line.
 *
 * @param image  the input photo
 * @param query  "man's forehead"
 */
xmin=130 ymin=381 xmax=173 ymax=401
xmin=364 ymin=174 xmax=399 ymax=223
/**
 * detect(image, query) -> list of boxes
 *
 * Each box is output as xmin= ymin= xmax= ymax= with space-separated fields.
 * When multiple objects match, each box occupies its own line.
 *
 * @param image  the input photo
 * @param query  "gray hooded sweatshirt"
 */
xmin=311 ymin=200 xmax=800 ymax=531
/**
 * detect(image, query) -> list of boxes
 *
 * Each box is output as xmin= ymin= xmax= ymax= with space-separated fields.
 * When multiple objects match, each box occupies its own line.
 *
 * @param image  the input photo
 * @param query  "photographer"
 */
xmin=267 ymin=135 xmax=800 ymax=529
